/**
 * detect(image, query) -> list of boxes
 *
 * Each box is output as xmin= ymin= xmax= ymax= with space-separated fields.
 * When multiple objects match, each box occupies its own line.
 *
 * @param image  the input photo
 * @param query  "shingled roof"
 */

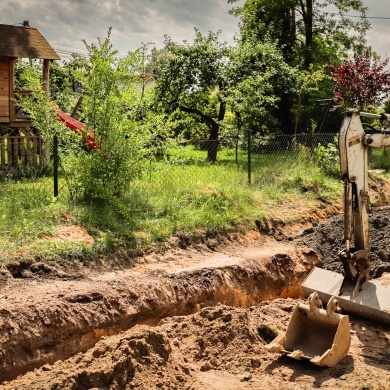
xmin=0 ymin=24 xmax=60 ymax=60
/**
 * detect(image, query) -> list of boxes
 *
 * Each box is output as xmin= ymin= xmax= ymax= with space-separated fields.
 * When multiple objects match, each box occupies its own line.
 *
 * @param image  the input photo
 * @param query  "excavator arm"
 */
xmin=338 ymin=109 xmax=390 ymax=296
xmin=267 ymin=109 xmax=390 ymax=367
xmin=339 ymin=110 xmax=370 ymax=285
xmin=301 ymin=109 xmax=390 ymax=326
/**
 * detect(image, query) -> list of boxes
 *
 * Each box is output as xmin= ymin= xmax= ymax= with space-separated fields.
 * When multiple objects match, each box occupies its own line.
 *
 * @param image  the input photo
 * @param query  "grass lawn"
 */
xmin=0 ymin=144 xmax=348 ymax=264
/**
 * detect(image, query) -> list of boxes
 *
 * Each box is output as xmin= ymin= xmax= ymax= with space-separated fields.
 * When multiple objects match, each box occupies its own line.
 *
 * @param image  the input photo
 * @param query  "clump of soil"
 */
xmin=54 ymin=225 xmax=94 ymax=247
xmin=297 ymin=205 xmax=390 ymax=277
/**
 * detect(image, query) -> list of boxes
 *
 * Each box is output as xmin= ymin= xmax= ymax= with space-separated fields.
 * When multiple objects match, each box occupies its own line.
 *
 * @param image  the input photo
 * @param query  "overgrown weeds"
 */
xmin=0 ymin=146 xmax=344 ymax=264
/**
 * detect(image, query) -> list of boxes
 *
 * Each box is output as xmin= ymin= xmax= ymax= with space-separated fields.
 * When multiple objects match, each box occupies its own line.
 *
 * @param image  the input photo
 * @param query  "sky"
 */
xmin=1 ymin=0 xmax=390 ymax=60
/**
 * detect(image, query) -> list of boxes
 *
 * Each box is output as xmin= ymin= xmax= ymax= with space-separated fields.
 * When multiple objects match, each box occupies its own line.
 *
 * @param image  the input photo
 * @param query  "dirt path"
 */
xmin=1 ymin=210 xmax=390 ymax=389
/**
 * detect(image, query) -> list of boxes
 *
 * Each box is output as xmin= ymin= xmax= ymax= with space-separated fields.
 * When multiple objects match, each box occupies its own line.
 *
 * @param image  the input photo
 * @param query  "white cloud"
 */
xmin=367 ymin=29 xmax=390 ymax=57
xmin=1 ymin=0 xmax=240 ymax=58
xmin=0 ymin=0 xmax=388 ymax=60
xmin=362 ymin=0 xmax=390 ymax=57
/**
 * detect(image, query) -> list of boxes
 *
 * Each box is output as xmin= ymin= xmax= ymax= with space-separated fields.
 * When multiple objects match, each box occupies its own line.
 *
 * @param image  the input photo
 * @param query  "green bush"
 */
xmin=314 ymin=141 xmax=340 ymax=178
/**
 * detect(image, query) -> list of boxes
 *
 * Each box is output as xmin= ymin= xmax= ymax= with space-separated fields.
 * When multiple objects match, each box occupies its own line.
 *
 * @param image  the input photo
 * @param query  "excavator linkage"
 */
xmin=302 ymin=266 xmax=390 ymax=326
xmin=267 ymin=110 xmax=390 ymax=366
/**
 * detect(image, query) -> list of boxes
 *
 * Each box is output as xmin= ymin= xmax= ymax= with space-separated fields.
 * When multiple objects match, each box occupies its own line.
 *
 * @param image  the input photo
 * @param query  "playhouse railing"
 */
xmin=0 ymin=135 xmax=46 ymax=168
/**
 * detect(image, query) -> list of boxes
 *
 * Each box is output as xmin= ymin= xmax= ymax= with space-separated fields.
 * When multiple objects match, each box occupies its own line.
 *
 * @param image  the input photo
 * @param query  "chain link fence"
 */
xmin=0 ymin=132 xmax=339 ymax=201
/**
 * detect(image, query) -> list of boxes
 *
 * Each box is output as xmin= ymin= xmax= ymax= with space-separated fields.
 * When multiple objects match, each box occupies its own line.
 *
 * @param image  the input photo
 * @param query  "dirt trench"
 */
xmin=1 ymin=208 xmax=390 ymax=389
xmin=0 ymin=234 xmax=320 ymax=385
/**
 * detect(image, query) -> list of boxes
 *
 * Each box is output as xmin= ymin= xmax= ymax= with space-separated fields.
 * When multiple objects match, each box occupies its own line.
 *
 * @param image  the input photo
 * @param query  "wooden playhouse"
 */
xmin=0 ymin=22 xmax=60 ymax=171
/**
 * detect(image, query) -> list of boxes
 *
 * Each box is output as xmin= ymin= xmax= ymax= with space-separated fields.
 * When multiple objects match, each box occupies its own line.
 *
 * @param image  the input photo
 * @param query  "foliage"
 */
xmin=292 ymin=66 xmax=327 ymax=134
xmin=14 ymin=59 xmax=79 ymax=114
xmin=229 ymin=0 xmax=370 ymax=133
xmin=328 ymin=48 xmax=390 ymax=110
xmin=155 ymin=30 xmax=293 ymax=160
xmin=48 ymin=60 xmax=80 ymax=112
xmin=369 ymin=148 xmax=390 ymax=172
xmin=18 ymin=29 xmax=167 ymax=201
xmin=146 ymin=47 xmax=170 ymax=79
xmin=383 ymin=98 xmax=390 ymax=114
xmin=229 ymin=0 xmax=369 ymax=68
xmin=227 ymin=38 xmax=295 ymax=136
xmin=155 ymin=29 xmax=232 ymax=161
xmin=314 ymin=140 xmax=340 ymax=178
xmin=18 ymin=65 xmax=76 ymax=149
xmin=63 ymin=29 xmax=166 ymax=200
xmin=14 ymin=59 xmax=41 ymax=89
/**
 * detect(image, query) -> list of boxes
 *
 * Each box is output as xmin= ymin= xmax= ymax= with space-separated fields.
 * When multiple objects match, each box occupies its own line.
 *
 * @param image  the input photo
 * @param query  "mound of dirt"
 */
xmin=297 ymin=205 xmax=390 ymax=277
xmin=0 ymin=238 xmax=320 ymax=384
xmin=3 ymin=302 xmax=389 ymax=390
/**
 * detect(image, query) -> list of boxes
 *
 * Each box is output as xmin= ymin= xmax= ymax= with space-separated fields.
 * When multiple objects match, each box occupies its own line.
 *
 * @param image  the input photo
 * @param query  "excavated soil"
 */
xmin=297 ymin=206 xmax=390 ymax=277
xmin=1 ymin=205 xmax=390 ymax=388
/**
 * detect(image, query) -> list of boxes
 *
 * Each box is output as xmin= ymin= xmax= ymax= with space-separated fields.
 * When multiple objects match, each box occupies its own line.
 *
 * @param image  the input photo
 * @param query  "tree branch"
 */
xmin=178 ymin=105 xmax=218 ymax=127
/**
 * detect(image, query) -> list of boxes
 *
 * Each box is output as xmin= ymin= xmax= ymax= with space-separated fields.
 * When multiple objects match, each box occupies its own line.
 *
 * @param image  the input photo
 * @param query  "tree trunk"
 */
xmin=207 ymin=100 xmax=226 ymax=162
xmin=207 ymin=122 xmax=219 ymax=162
xmin=178 ymin=100 xmax=226 ymax=162
xmin=302 ymin=0 xmax=313 ymax=70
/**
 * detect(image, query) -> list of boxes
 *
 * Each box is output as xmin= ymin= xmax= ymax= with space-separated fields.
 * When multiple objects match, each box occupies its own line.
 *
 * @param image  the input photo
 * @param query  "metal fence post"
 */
xmin=53 ymin=135 xmax=58 ymax=197
xmin=247 ymin=128 xmax=252 ymax=185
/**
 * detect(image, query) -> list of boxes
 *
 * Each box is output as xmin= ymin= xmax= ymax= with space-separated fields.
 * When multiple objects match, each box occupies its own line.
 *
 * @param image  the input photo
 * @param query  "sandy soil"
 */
xmin=1 ymin=188 xmax=390 ymax=388
xmin=3 ymin=299 xmax=390 ymax=390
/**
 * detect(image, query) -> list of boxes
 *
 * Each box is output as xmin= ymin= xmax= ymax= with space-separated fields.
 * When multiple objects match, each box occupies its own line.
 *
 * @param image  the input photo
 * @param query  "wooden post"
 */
xmin=42 ymin=59 xmax=50 ymax=96
xmin=71 ymin=95 xmax=84 ymax=118
xmin=26 ymin=136 xmax=31 ymax=164
xmin=0 ymin=138 xmax=5 ymax=165
xmin=9 ymin=58 xmax=15 ymax=122
xmin=33 ymin=137 xmax=38 ymax=166
xmin=53 ymin=135 xmax=58 ymax=197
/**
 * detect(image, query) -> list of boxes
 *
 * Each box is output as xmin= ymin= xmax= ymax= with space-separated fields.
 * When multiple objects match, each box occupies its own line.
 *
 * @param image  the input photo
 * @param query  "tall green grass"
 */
xmin=0 ymin=145 xmax=343 ymax=263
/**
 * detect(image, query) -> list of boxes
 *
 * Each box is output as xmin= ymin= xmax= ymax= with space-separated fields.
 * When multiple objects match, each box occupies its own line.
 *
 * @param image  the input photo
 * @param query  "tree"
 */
xmin=155 ymin=30 xmax=231 ymax=162
xmin=21 ymin=29 xmax=164 ymax=200
xmin=146 ymin=47 xmax=170 ymax=79
xmin=229 ymin=0 xmax=297 ymax=63
xmin=72 ymin=29 xmax=167 ymax=199
xmin=292 ymin=67 xmax=326 ymax=136
xmin=229 ymin=0 xmax=370 ymax=132
xmin=328 ymin=48 xmax=390 ymax=111
xmin=230 ymin=0 xmax=369 ymax=68
xmin=155 ymin=29 xmax=294 ymax=160
xmin=227 ymin=38 xmax=295 ymax=135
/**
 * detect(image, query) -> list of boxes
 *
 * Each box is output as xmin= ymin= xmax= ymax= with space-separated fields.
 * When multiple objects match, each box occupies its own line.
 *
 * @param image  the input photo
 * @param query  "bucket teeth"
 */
xmin=287 ymin=350 xmax=305 ymax=360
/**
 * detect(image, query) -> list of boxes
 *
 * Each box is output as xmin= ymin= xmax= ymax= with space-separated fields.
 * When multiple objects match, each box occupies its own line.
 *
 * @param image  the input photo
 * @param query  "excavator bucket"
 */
xmin=266 ymin=292 xmax=351 ymax=367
